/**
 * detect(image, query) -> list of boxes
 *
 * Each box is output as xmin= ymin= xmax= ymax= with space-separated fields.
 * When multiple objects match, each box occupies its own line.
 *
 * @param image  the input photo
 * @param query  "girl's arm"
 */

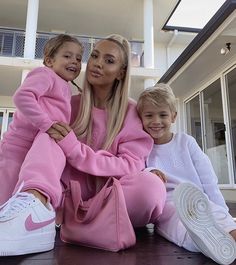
xmin=13 ymin=67 xmax=55 ymax=132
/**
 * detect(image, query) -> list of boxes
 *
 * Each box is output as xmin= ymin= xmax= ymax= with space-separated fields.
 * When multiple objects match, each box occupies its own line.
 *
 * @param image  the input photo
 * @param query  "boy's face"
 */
xmin=140 ymin=101 xmax=177 ymax=144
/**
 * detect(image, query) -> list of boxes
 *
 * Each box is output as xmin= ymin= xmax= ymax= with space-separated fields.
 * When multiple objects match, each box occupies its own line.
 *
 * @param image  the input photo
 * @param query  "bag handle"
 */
xmin=70 ymin=177 xmax=114 ymax=223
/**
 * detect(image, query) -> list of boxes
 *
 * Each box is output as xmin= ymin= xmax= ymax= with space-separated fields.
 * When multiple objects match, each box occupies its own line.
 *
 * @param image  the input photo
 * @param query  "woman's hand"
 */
xmin=46 ymin=122 xmax=72 ymax=142
xmin=150 ymin=169 xmax=167 ymax=183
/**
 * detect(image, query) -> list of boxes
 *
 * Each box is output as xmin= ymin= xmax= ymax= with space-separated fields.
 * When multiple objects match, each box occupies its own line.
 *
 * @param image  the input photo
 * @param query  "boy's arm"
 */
xmin=189 ymin=137 xmax=228 ymax=210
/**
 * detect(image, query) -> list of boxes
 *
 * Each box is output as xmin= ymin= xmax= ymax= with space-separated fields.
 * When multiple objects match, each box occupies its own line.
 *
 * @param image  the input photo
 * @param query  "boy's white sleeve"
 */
xmin=188 ymin=137 xmax=228 ymax=210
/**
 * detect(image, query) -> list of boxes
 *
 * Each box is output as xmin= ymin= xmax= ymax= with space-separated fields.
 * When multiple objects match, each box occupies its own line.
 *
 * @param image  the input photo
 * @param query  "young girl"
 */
xmin=0 ymin=34 xmax=83 ymax=205
xmin=137 ymin=83 xmax=236 ymax=265
xmin=0 ymin=35 xmax=166 ymax=256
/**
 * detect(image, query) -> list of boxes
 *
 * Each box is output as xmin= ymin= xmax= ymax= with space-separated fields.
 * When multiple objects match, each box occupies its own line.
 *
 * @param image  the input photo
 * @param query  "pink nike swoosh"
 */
xmin=25 ymin=214 xmax=55 ymax=231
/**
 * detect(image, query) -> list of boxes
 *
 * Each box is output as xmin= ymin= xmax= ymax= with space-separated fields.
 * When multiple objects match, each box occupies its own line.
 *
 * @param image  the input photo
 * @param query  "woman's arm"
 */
xmin=48 ymin=118 xmax=153 ymax=177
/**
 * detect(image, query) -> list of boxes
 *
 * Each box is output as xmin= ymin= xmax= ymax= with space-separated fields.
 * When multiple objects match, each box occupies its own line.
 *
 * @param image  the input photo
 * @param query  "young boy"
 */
xmin=137 ymin=83 xmax=236 ymax=265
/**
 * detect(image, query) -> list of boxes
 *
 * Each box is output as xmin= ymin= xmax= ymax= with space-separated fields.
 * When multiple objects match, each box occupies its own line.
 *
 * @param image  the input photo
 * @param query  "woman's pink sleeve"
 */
xmin=58 ymin=107 xmax=153 ymax=177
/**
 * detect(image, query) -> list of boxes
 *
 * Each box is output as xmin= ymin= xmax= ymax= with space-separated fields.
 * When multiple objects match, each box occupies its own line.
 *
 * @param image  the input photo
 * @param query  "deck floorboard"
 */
xmin=0 ymin=202 xmax=235 ymax=265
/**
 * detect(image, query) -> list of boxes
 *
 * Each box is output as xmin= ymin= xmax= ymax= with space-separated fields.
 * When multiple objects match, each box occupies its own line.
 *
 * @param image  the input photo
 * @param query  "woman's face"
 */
xmin=86 ymin=40 xmax=125 ymax=91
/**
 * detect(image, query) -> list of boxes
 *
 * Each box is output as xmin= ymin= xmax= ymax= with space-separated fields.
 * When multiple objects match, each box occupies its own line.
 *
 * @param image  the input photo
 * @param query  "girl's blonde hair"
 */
xmin=72 ymin=34 xmax=131 ymax=150
xmin=137 ymin=83 xmax=177 ymax=114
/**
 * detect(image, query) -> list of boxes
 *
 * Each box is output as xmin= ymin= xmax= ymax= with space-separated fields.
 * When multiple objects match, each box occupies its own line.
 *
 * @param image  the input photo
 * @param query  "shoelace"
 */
xmin=0 ymin=182 xmax=35 ymax=219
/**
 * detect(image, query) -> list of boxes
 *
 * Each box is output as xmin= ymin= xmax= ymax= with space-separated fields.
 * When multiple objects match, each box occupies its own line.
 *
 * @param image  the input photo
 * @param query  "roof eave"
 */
xmin=158 ymin=0 xmax=236 ymax=83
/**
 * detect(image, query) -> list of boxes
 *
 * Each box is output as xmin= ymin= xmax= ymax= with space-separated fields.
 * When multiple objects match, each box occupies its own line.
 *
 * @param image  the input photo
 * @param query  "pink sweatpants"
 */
xmin=3 ymin=133 xmax=166 ymax=227
xmin=14 ymin=133 xmax=66 ymax=205
xmin=0 ymin=140 xmax=32 ymax=204
xmin=0 ymin=133 xmax=65 ymax=205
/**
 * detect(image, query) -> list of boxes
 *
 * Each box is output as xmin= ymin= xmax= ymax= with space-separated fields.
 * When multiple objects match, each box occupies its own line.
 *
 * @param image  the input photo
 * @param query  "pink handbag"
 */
xmin=60 ymin=177 xmax=136 ymax=252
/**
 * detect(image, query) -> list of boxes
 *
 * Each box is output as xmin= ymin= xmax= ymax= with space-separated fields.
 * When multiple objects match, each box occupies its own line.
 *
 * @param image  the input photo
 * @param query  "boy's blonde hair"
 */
xmin=137 ymin=83 xmax=177 ymax=114
xmin=72 ymin=34 xmax=131 ymax=150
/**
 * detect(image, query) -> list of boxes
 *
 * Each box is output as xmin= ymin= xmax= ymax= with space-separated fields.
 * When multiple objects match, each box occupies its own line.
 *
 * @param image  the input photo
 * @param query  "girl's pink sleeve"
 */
xmin=13 ymin=67 xmax=54 ymax=132
xmin=57 ymin=113 xmax=153 ymax=177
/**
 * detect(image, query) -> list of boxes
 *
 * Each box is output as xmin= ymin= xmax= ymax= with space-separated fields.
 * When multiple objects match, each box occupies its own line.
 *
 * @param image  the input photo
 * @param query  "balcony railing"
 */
xmin=0 ymin=28 xmax=144 ymax=67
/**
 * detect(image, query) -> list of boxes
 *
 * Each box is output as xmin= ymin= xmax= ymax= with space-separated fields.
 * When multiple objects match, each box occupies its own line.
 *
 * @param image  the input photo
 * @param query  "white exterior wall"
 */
xmin=154 ymin=42 xmax=192 ymax=78
xmin=0 ymin=96 xmax=14 ymax=107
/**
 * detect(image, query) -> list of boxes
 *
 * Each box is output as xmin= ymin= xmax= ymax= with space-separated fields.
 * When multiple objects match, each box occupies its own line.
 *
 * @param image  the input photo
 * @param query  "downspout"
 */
xmin=166 ymin=29 xmax=178 ymax=68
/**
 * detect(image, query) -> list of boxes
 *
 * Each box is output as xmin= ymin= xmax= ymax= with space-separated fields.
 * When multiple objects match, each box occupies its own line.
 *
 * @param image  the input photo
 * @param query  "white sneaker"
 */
xmin=173 ymin=182 xmax=236 ymax=265
xmin=0 ymin=189 xmax=56 ymax=256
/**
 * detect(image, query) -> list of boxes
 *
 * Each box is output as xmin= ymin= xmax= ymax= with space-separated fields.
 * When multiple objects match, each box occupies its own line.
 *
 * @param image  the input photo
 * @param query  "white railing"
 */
xmin=0 ymin=28 xmax=144 ymax=67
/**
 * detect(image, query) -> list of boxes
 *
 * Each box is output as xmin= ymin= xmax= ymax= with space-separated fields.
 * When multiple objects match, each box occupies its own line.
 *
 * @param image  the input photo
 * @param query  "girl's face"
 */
xmin=86 ymin=40 xmax=125 ymax=91
xmin=45 ymin=41 xmax=83 ymax=82
xmin=140 ymin=100 xmax=177 ymax=144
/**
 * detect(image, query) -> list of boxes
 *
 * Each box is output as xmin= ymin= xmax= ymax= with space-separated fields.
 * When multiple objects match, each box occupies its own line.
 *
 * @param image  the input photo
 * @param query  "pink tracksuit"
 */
xmin=0 ymin=66 xmax=72 ymax=204
xmin=11 ymin=95 xmax=166 ymax=227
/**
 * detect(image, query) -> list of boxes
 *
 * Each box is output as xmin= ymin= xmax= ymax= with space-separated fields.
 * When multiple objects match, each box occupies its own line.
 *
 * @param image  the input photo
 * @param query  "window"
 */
xmin=202 ymin=80 xmax=229 ymax=184
xmin=186 ymin=94 xmax=202 ymax=148
xmin=0 ymin=108 xmax=15 ymax=139
xmin=225 ymin=67 xmax=236 ymax=182
xmin=185 ymin=79 xmax=233 ymax=185
xmin=164 ymin=0 xmax=226 ymax=32
xmin=0 ymin=110 xmax=3 ymax=139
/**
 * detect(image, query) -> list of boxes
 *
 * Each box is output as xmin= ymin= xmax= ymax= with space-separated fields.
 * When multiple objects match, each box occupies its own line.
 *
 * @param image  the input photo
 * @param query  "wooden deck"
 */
xmin=0 ymin=203 xmax=236 ymax=265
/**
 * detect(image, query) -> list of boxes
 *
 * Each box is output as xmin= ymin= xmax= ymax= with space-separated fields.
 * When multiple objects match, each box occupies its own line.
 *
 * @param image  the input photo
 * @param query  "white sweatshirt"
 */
xmin=146 ymin=132 xmax=228 ymax=210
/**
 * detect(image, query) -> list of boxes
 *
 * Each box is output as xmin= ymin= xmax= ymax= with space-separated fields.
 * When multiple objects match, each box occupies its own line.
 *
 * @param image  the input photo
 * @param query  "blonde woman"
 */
xmin=0 ymin=35 xmax=166 ymax=256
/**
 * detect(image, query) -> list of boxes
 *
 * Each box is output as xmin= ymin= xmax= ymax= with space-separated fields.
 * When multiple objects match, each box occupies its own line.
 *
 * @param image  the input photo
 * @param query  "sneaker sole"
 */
xmin=0 ymin=231 xmax=55 ymax=256
xmin=173 ymin=183 xmax=236 ymax=265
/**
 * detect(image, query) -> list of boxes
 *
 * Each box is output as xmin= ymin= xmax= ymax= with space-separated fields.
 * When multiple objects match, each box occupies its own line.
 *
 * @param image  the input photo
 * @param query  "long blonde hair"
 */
xmin=72 ymin=34 xmax=131 ymax=150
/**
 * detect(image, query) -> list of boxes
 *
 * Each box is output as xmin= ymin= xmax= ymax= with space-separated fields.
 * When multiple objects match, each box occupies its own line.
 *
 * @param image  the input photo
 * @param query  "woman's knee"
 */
xmin=121 ymin=171 xmax=166 ymax=226
xmin=137 ymin=171 xmax=166 ymax=208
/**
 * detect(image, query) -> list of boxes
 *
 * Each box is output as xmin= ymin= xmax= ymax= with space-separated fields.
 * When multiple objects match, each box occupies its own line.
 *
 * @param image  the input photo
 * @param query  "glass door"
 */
xmin=185 ymin=78 xmax=232 ymax=185
xmin=225 ymin=68 xmax=236 ymax=183
xmin=0 ymin=109 xmax=4 ymax=139
xmin=6 ymin=110 xmax=14 ymax=130
xmin=202 ymin=79 xmax=229 ymax=184
xmin=0 ymin=109 xmax=15 ymax=139
xmin=185 ymin=94 xmax=202 ymax=148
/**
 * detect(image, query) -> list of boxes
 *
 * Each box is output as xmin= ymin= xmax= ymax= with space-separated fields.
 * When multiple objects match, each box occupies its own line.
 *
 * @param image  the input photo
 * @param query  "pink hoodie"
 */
xmin=4 ymin=66 xmax=71 ymax=143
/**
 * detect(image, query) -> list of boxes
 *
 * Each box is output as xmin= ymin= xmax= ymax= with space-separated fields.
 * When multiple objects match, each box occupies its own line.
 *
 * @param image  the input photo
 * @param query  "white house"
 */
xmin=0 ymin=0 xmax=195 ymax=109
xmin=1 ymin=0 xmax=235 ymax=200
xmin=159 ymin=0 xmax=236 ymax=200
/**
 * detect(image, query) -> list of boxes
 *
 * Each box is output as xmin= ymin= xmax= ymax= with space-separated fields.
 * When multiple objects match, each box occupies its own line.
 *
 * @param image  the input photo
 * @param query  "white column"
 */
xmin=24 ymin=0 xmax=39 ymax=59
xmin=143 ymin=0 xmax=155 ymax=89
xmin=144 ymin=79 xmax=155 ymax=89
xmin=21 ymin=69 xmax=30 ymax=84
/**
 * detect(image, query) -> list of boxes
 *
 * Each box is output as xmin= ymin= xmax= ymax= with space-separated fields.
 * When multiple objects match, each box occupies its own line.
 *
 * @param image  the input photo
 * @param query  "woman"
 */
xmin=0 ymin=34 xmax=166 ymax=256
